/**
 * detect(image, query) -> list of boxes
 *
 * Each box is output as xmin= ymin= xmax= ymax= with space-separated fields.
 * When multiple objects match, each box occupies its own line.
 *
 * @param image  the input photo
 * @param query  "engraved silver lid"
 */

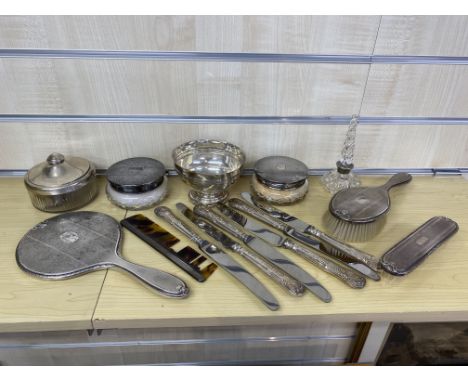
xmin=25 ymin=152 xmax=95 ymax=194
xmin=254 ymin=156 xmax=308 ymax=190
xmin=106 ymin=157 xmax=166 ymax=194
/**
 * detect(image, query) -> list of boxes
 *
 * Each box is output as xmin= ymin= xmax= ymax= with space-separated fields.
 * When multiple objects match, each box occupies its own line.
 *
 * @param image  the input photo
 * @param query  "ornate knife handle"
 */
xmin=154 ymin=206 xmax=205 ymax=246
xmin=193 ymin=205 xmax=251 ymax=242
xmin=233 ymin=244 xmax=305 ymax=297
xmin=306 ymin=227 xmax=380 ymax=272
xmin=191 ymin=212 xmax=304 ymax=296
xmin=282 ymin=239 xmax=366 ymax=289
xmin=227 ymin=198 xmax=289 ymax=232
xmin=248 ymin=194 xmax=297 ymax=223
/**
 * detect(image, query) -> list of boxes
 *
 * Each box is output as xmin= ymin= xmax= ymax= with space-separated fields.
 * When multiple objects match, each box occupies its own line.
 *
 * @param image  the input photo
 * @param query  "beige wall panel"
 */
xmin=0 ymin=59 xmax=369 ymax=115
xmin=0 ymin=16 xmax=380 ymax=54
xmin=361 ymin=65 xmax=468 ymax=117
xmin=375 ymin=16 xmax=468 ymax=56
xmin=1 ymin=123 xmax=467 ymax=170
xmin=0 ymin=123 xmax=349 ymax=169
xmin=354 ymin=125 xmax=468 ymax=168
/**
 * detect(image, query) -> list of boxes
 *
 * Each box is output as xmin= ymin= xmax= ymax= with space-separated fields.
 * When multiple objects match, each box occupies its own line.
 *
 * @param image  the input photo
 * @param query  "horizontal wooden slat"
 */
xmin=361 ymin=65 xmax=468 ymax=117
xmin=375 ymin=16 xmax=468 ymax=56
xmin=354 ymin=125 xmax=468 ymax=168
xmin=0 ymin=123 xmax=350 ymax=169
xmin=0 ymin=16 xmax=380 ymax=54
xmin=1 ymin=123 xmax=467 ymax=170
xmin=0 ymin=59 xmax=369 ymax=115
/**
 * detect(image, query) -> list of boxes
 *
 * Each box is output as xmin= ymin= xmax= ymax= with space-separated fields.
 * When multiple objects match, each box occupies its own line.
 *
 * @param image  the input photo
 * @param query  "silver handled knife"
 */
xmin=215 ymin=203 xmax=366 ymax=289
xmin=176 ymin=203 xmax=305 ymax=297
xmin=192 ymin=205 xmax=332 ymax=302
xmin=154 ymin=206 xmax=280 ymax=311
xmin=236 ymin=193 xmax=381 ymax=281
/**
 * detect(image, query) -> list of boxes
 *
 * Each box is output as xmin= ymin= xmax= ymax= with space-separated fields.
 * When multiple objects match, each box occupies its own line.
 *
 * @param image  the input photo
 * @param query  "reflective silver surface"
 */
xmin=106 ymin=157 xmax=166 ymax=193
xmin=254 ymin=156 xmax=308 ymax=190
xmin=172 ymin=139 xmax=245 ymax=205
xmin=24 ymin=152 xmax=97 ymax=212
xmin=241 ymin=192 xmax=381 ymax=279
xmin=221 ymin=201 xmax=367 ymax=289
xmin=154 ymin=206 xmax=280 ymax=311
xmin=380 ymin=216 xmax=458 ymax=276
xmin=329 ymin=173 xmax=413 ymax=223
xmin=16 ymin=211 xmax=189 ymax=298
xmin=193 ymin=205 xmax=332 ymax=302
xmin=177 ymin=203 xmax=305 ymax=297
xmin=5 ymin=48 xmax=468 ymax=65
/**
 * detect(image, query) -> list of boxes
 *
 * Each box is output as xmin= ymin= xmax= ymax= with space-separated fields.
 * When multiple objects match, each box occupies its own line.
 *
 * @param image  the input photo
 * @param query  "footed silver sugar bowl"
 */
xmin=173 ymin=139 xmax=245 ymax=205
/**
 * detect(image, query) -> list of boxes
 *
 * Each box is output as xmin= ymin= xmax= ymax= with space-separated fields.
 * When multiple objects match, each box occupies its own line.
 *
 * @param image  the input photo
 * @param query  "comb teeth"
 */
xmin=322 ymin=211 xmax=387 ymax=243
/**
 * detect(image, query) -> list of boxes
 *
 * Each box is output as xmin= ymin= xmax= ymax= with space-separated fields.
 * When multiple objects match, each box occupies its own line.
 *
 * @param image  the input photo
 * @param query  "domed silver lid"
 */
xmin=254 ymin=156 xmax=308 ymax=190
xmin=25 ymin=152 xmax=95 ymax=193
xmin=106 ymin=157 xmax=166 ymax=194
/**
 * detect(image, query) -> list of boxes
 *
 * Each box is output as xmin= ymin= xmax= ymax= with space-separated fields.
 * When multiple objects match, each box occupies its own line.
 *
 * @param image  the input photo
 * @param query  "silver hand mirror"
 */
xmin=16 ymin=211 xmax=189 ymax=299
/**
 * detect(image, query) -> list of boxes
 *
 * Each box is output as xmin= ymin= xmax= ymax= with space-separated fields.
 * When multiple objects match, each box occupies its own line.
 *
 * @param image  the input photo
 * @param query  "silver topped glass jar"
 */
xmin=24 ymin=152 xmax=98 ymax=212
xmin=251 ymin=156 xmax=309 ymax=205
xmin=105 ymin=157 xmax=168 ymax=210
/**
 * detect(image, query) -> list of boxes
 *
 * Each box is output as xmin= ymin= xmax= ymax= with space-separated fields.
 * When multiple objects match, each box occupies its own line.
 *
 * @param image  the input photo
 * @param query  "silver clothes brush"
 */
xmin=324 ymin=173 xmax=413 ymax=242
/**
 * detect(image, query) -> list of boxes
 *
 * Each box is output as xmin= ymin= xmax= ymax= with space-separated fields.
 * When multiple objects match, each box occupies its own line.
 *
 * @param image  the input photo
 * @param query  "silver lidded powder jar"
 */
xmin=106 ymin=157 xmax=168 ymax=210
xmin=251 ymin=156 xmax=309 ymax=205
xmin=24 ymin=152 xmax=98 ymax=212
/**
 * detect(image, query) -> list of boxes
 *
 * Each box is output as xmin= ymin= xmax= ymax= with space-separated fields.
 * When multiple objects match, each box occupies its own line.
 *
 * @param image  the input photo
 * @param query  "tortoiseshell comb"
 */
xmin=121 ymin=214 xmax=217 ymax=282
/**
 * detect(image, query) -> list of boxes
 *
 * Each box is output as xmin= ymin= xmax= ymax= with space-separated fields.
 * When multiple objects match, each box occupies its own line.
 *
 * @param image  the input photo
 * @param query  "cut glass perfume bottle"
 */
xmin=321 ymin=114 xmax=361 ymax=194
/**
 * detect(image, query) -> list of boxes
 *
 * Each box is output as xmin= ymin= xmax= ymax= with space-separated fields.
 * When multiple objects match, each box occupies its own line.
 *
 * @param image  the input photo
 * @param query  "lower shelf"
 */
xmin=0 ymin=321 xmax=356 ymax=365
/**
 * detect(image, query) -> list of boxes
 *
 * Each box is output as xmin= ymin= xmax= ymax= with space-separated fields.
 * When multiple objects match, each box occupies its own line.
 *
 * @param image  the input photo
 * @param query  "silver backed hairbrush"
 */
xmin=324 ymin=173 xmax=413 ymax=242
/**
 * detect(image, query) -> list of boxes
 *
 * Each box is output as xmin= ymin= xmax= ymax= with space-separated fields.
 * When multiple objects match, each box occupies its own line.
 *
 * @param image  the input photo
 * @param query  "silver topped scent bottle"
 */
xmin=321 ymin=114 xmax=361 ymax=194
xmin=251 ymin=156 xmax=309 ymax=205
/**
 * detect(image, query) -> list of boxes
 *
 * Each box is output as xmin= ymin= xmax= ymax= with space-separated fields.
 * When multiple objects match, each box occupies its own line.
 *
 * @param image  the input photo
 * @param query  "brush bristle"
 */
xmin=322 ymin=211 xmax=386 ymax=242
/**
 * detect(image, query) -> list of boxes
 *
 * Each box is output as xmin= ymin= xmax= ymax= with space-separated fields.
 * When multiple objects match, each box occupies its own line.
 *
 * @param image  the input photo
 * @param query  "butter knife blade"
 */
xmin=217 ymin=203 xmax=367 ymax=289
xmin=199 ymin=242 xmax=280 ymax=311
xmin=241 ymin=192 xmax=311 ymax=233
xmin=176 ymin=203 xmax=305 ymax=297
xmin=238 ymin=193 xmax=381 ymax=281
xmin=154 ymin=206 xmax=280 ymax=311
xmin=193 ymin=205 xmax=332 ymax=302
